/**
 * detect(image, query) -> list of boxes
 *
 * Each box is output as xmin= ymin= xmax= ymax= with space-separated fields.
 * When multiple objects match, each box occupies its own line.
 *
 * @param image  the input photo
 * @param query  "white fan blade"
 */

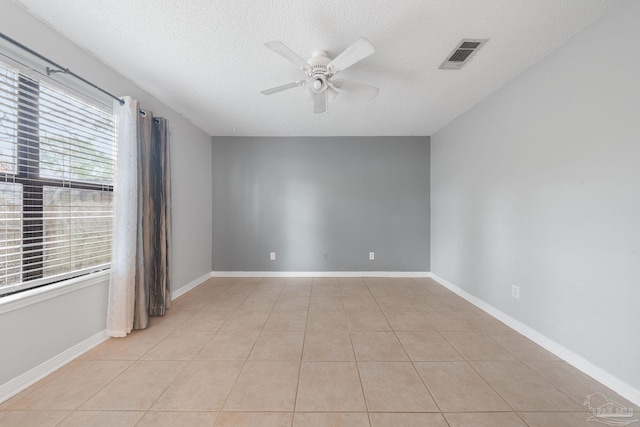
xmin=314 ymin=91 xmax=327 ymax=113
xmin=328 ymin=38 xmax=375 ymax=73
xmin=303 ymin=88 xmax=313 ymax=101
xmin=265 ymin=41 xmax=311 ymax=72
xmin=332 ymin=79 xmax=379 ymax=99
xmin=327 ymin=85 xmax=339 ymax=101
xmin=261 ymin=80 xmax=305 ymax=95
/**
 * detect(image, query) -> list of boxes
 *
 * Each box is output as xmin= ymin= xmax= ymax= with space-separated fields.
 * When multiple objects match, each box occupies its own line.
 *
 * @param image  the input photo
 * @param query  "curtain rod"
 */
xmin=0 ymin=31 xmax=125 ymax=105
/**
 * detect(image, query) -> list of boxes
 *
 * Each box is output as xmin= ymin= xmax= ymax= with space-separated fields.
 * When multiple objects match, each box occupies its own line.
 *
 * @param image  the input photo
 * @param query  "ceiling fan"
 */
xmin=261 ymin=38 xmax=379 ymax=114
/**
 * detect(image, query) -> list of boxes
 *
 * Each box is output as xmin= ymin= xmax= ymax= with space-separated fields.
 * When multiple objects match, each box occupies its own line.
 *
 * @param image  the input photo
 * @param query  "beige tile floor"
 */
xmin=1 ymin=277 xmax=635 ymax=427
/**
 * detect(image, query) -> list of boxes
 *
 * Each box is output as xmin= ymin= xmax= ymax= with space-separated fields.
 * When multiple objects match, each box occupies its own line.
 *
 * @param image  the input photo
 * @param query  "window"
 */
xmin=0 ymin=62 xmax=114 ymax=297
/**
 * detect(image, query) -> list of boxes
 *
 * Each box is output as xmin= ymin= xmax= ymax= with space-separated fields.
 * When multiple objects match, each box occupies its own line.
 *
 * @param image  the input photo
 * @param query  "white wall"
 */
xmin=431 ymin=0 xmax=639 ymax=399
xmin=0 ymin=2 xmax=212 ymax=389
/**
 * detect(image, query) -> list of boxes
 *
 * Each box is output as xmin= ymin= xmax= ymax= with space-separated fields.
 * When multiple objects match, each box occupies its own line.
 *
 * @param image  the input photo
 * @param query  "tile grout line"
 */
xmin=418 ymin=306 xmax=518 ymax=417
xmin=482 ymin=333 xmax=596 ymax=411
xmin=346 ymin=278 xmax=373 ymax=426
xmin=435 ymin=331 xmax=519 ymax=415
xmin=404 ymin=280 xmax=523 ymax=418
xmin=290 ymin=276 xmax=311 ymax=427
xmin=522 ymin=360 xmax=603 ymax=411
xmin=133 ymin=288 xmax=231 ymax=419
xmin=43 ymin=291 xmax=211 ymax=425
xmin=216 ymin=277 xmax=277 ymax=415
xmin=147 ymin=277 xmax=246 ymax=419
xmin=338 ymin=277 xmax=374 ymax=426
xmin=374 ymin=278 xmax=448 ymax=418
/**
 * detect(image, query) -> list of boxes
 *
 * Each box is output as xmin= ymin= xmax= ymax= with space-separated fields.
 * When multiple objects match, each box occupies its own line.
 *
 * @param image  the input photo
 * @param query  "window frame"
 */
xmin=0 ymin=71 xmax=114 ymax=297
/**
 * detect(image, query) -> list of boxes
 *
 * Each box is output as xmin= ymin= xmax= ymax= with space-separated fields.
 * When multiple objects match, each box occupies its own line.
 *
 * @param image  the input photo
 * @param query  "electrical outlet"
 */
xmin=512 ymin=284 xmax=520 ymax=299
xmin=270 ymin=252 xmax=276 ymax=261
xmin=369 ymin=252 xmax=375 ymax=260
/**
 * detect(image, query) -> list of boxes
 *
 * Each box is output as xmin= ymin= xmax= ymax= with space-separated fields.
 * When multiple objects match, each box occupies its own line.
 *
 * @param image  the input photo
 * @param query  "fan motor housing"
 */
xmin=307 ymin=50 xmax=331 ymax=76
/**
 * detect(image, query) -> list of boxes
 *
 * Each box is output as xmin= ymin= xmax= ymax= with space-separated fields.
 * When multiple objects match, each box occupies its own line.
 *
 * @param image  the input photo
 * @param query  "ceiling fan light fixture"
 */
xmin=310 ymin=75 xmax=328 ymax=94
xmin=261 ymin=38 xmax=380 ymax=113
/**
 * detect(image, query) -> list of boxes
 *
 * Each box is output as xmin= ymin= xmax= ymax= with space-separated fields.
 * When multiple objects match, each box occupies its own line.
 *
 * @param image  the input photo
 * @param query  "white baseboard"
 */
xmin=211 ymin=271 xmax=431 ymax=278
xmin=0 ymin=272 xmax=213 ymax=405
xmin=0 ymin=330 xmax=108 ymax=404
xmin=430 ymin=273 xmax=640 ymax=407
xmin=172 ymin=271 xmax=214 ymax=300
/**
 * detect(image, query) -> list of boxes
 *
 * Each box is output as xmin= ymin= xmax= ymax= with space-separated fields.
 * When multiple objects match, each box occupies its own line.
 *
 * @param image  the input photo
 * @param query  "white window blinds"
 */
xmin=0 ymin=62 xmax=115 ymax=297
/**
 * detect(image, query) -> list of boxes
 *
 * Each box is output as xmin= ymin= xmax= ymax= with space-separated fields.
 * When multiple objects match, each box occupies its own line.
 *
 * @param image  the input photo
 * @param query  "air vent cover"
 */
xmin=439 ymin=38 xmax=488 ymax=70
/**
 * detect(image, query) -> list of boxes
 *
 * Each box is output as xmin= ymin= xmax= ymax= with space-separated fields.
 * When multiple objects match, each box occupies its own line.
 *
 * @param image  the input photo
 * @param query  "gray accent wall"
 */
xmin=212 ymin=136 xmax=430 ymax=271
xmin=431 ymin=1 xmax=639 ymax=395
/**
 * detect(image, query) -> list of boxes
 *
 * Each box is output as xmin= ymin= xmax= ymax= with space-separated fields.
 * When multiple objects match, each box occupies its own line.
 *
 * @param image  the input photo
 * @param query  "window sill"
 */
xmin=0 ymin=270 xmax=110 ymax=315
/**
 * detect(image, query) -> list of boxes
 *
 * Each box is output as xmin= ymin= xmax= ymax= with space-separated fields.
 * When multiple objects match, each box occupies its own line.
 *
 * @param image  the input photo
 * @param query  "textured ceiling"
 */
xmin=14 ymin=0 xmax=621 ymax=136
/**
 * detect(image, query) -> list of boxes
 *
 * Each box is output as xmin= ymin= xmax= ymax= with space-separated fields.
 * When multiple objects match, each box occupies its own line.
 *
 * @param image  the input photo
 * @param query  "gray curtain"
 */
xmin=133 ymin=110 xmax=172 ymax=330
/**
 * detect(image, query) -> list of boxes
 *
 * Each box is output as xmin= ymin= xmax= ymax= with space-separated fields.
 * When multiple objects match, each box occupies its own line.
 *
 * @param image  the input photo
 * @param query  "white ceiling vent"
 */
xmin=439 ymin=39 xmax=488 ymax=70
